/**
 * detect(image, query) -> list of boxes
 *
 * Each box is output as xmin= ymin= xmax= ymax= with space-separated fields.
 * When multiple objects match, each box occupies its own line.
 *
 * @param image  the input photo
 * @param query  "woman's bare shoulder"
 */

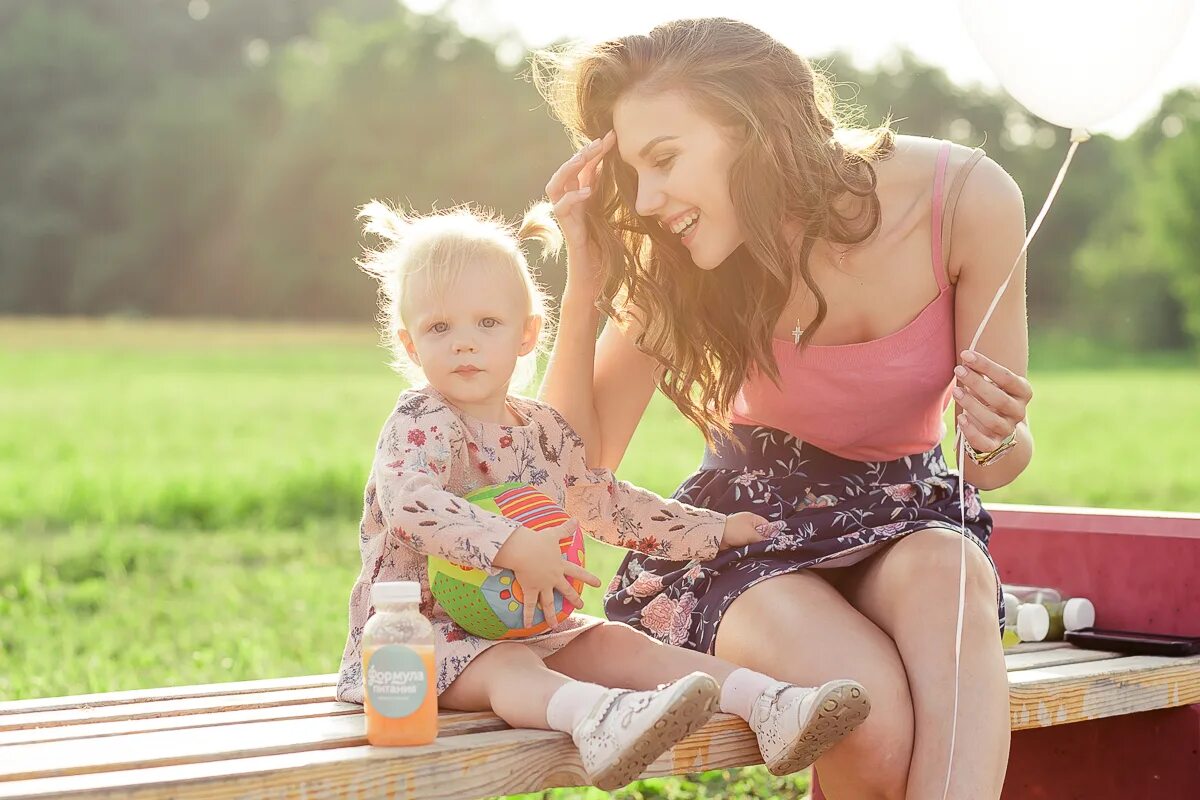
xmin=875 ymin=134 xmax=981 ymax=187
xmin=872 ymin=135 xmax=1017 ymax=222
xmin=954 ymin=154 xmax=1026 ymax=270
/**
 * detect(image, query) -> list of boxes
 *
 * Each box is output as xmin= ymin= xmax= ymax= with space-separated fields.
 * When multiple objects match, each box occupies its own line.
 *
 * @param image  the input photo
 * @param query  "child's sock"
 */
xmin=720 ymin=668 xmax=795 ymax=722
xmin=545 ymin=681 xmax=610 ymax=734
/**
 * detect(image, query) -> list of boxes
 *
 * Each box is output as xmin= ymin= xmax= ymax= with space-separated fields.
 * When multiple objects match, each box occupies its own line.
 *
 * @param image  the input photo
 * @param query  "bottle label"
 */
xmin=365 ymin=645 xmax=429 ymax=718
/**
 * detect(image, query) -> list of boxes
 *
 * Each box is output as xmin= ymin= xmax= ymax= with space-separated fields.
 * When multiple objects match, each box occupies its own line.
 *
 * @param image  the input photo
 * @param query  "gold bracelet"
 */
xmin=963 ymin=429 xmax=1018 ymax=467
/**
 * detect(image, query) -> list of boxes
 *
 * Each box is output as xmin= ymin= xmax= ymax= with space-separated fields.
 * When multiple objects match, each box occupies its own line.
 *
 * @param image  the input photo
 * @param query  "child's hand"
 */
xmin=720 ymin=511 xmax=772 ymax=550
xmin=545 ymin=131 xmax=616 ymax=267
xmin=493 ymin=519 xmax=601 ymax=629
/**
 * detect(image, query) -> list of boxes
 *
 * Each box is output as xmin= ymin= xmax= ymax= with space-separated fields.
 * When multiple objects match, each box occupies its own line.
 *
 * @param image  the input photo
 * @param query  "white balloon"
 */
xmin=960 ymin=0 xmax=1196 ymax=130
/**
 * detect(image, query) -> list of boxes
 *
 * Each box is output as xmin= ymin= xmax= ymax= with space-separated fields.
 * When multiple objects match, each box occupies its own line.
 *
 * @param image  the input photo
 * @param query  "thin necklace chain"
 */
xmin=793 ymin=245 xmax=852 ymax=344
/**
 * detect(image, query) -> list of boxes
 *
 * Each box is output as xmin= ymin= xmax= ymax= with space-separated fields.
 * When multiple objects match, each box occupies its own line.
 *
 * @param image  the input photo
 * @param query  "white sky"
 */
xmin=403 ymin=0 xmax=1200 ymax=138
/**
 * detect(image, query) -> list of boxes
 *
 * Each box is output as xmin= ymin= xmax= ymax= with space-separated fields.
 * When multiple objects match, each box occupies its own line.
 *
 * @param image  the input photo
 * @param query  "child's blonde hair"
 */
xmin=356 ymin=201 xmax=562 ymax=393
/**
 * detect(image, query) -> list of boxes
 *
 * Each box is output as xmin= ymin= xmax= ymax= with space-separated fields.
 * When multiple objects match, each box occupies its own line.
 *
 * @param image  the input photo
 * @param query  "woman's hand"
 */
xmin=952 ymin=349 xmax=1033 ymax=456
xmin=492 ymin=519 xmax=601 ymax=629
xmin=544 ymin=131 xmax=616 ymax=272
xmin=720 ymin=511 xmax=772 ymax=550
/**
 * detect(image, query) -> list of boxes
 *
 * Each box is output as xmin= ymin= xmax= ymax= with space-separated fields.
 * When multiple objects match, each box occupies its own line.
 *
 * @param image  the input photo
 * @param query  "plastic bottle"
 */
xmin=361 ymin=581 xmax=437 ymax=746
xmin=1003 ymin=584 xmax=1096 ymax=640
xmin=1002 ymin=591 xmax=1050 ymax=648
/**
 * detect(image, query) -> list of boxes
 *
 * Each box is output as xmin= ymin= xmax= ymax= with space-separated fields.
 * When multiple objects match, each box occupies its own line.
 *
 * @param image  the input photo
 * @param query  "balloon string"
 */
xmin=964 ymin=135 xmax=1084 ymax=354
xmin=941 ymin=130 xmax=1084 ymax=800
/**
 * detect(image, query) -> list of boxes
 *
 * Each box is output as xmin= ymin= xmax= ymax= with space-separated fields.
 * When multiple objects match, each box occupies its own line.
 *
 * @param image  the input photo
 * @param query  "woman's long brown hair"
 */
xmin=533 ymin=18 xmax=895 ymax=448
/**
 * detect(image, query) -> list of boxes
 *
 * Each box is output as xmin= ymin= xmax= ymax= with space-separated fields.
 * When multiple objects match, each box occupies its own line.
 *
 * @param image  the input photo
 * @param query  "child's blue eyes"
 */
xmin=427 ymin=318 xmax=500 ymax=333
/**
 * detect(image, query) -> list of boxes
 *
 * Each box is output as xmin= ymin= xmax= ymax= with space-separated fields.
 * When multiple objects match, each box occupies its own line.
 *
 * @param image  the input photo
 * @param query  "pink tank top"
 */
xmin=729 ymin=141 xmax=984 ymax=462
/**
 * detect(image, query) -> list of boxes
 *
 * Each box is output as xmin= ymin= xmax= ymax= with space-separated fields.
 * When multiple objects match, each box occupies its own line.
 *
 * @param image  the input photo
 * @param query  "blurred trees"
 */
xmin=0 ymin=1 xmax=1196 ymax=349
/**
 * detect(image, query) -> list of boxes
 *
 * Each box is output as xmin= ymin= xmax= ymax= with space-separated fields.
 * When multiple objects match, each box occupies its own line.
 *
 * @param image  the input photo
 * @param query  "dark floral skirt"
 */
xmin=604 ymin=425 xmax=1003 ymax=655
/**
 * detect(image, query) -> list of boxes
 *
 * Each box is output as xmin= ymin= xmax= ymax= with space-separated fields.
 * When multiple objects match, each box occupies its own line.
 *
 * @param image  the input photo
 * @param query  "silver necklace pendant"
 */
xmin=792 ymin=321 xmax=804 ymax=345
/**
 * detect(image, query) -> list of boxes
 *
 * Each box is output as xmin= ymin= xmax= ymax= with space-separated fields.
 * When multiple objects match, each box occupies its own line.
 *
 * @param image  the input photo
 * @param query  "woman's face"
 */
xmin=613 ymin=89 xmax=744 ymax=270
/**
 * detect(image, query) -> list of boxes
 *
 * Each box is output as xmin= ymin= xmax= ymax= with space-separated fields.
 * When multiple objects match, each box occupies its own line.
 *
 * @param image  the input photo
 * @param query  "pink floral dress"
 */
xmin=335 ymin=386 xmax=726 ymax=702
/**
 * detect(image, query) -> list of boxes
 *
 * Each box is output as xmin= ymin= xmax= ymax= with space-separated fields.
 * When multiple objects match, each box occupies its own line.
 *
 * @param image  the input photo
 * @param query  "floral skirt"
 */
xmin=604 ymin=425 xmax=1003 ymax=655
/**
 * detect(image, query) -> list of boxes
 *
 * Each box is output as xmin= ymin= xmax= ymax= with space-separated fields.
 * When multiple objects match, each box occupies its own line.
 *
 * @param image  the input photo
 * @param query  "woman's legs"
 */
xmin=838 ymin=528 xmax=1010 ymax=800
xmin=715 ymin=571 xmax=914 ymax=800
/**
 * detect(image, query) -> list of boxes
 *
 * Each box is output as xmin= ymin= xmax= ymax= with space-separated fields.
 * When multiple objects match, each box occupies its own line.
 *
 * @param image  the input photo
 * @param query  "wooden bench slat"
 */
xmin=0 ymin=702 xmax=361 ymax=747
xmin=1008 ymin=654 xmax=1200 ymax=730
xmin=0 ymin=687 xmax=337 ymax=732
xmin=0 ymin=706 xmax=501 ymax=748
xmin=0 ymin=675 xmax=338 ymax=716
xmin=0 ymin=716 xmax=759 ymax=800
xmin=0 ymin=710 xmax=510 ymax=783
xmin=1003 ymin=641 xmax=1074 ymax=654
xmin=1002 ymin=646 xmax=1121 ymax=672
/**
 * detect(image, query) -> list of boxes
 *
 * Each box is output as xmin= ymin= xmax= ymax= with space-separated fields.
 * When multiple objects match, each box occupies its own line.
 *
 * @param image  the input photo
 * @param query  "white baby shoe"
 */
xmin=748 ymin=679 xmax=870 ymax=776
xmin=572 ymin=671 xmax=720 ymax=791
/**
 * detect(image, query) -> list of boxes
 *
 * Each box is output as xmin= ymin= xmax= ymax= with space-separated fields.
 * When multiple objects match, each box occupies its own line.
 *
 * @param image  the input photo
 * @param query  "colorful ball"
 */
xmin=428 ymin=483 xmax=585 ymax=640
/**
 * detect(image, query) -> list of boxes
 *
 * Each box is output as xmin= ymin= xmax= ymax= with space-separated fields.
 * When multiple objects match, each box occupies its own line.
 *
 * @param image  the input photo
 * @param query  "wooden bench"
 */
xmin=981 ymin=503 xmax=1200 ymax=800
xmin=1 ymin=642 xmax=1197 ymax=799
xmin=2 ymin=506 xmax=1197 ymax=799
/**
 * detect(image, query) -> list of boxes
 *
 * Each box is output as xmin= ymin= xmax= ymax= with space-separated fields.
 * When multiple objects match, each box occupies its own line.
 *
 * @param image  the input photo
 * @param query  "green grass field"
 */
xmin=3 ymin=317 xmax=1198 ymax=798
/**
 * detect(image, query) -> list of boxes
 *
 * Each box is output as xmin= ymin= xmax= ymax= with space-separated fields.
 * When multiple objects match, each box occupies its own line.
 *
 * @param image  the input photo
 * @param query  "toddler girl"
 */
xmin=335 ymin=200 xmax=870 ymax=789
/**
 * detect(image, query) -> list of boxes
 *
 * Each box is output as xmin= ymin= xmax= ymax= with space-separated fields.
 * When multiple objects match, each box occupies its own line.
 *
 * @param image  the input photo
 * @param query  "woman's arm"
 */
xmin=539 ymin=133 xmax=659 ymax=472
xmin=538 ymin=259 xmax=604 ymax=462
xmin=950 ymin=155 xmax=1035 ymax=491
xmin=540 ymin=285 xmax=660 ymax=471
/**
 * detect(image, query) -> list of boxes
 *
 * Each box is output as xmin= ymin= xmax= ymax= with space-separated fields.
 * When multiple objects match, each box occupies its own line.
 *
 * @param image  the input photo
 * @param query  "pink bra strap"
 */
xmin=930 ymin=140 xmax=952 ymax=291
xmin=940 ymin=148 xmax=987 ymax=280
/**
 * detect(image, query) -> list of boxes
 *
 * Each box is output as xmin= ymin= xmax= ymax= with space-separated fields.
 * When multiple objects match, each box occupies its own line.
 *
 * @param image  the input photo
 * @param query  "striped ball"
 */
xmin=428 ymin=483 xmax=586 ymax=640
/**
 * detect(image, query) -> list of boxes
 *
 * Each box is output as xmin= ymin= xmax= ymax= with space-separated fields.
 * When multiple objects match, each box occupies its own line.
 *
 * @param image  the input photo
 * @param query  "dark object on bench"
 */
xmin=1066 ymin=627 xmax=1200 ymax=657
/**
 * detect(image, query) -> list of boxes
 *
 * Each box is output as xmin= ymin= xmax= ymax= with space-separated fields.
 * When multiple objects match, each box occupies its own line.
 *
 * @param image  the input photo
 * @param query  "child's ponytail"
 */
xmin=517 ymin=201 xmax=563 ymax=262
xmin=355 ymin=200 xmax=411 ymax=282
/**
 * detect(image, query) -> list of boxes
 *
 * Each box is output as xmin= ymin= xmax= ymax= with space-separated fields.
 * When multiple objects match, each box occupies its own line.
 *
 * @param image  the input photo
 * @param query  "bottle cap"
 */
xmin=1062 ymin=597 xmax=1095 ymax=631
xmin=1003 ymin=592 xmax=1021 ymax=625
xmin=372 ymin=581 xmax=421 ymax=606
xmin=1016 ymin=603 xmax=1050 ymax=642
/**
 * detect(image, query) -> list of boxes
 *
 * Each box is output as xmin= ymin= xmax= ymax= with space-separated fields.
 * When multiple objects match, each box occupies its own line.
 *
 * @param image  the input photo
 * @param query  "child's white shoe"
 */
xmin=748 ymin=679 xmax=870 ymax=776
xmin=572 ymin=671 xmax=720 ymax=791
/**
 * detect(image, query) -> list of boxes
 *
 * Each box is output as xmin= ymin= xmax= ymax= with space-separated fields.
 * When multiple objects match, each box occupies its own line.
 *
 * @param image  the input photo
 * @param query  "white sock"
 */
xmin=719 ymin=668 xmax=781 ymax=722
xmin=545 ymin=681 xmax=610 ymax=735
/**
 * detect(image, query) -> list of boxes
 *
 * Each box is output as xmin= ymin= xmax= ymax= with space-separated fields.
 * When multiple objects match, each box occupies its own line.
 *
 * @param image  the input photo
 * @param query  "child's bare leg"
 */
xmin=544 ymin=621 xmax=739 ymax=689
xmin=440 ymin=642 xmax=570 ymax=730
xmin=440 ymin=632 xmax=721 ymax=791
xmin=545 ymin=621 xmax=870 ymax=777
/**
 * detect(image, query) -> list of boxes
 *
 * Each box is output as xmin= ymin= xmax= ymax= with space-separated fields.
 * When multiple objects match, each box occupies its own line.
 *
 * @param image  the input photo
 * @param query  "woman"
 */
xmin=535 ymin=18 xmax=1032 ymax=800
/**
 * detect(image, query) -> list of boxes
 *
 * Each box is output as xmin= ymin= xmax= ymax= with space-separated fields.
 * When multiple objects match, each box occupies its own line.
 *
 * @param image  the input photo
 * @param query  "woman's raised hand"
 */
xmin=545 ymin=131 xmax=616 ymax=262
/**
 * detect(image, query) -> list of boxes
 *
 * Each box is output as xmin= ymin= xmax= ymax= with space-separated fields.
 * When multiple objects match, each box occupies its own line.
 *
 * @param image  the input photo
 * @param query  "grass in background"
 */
xmin=5 ymin=318 xmax=1199 ymax=534
xmin=2 ymin=317 xmax=1198 ymax=798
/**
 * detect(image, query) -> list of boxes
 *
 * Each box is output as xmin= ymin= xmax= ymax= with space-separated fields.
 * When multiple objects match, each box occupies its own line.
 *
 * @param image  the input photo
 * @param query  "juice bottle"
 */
xmin=1002 ymin=591 xmax=1050 ymax=648
xmin=361 ymin=581 xmax=437 ymax=746
xmin=1003 ymin=584 xmax=1096 ymax=640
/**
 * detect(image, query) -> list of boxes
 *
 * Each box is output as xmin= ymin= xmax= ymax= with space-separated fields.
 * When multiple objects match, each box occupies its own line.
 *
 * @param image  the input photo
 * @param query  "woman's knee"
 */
xmin=888 ymin=528 xmax=997 ymax=612
xmin=716 ymin=571 xmax=834 ymax=658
